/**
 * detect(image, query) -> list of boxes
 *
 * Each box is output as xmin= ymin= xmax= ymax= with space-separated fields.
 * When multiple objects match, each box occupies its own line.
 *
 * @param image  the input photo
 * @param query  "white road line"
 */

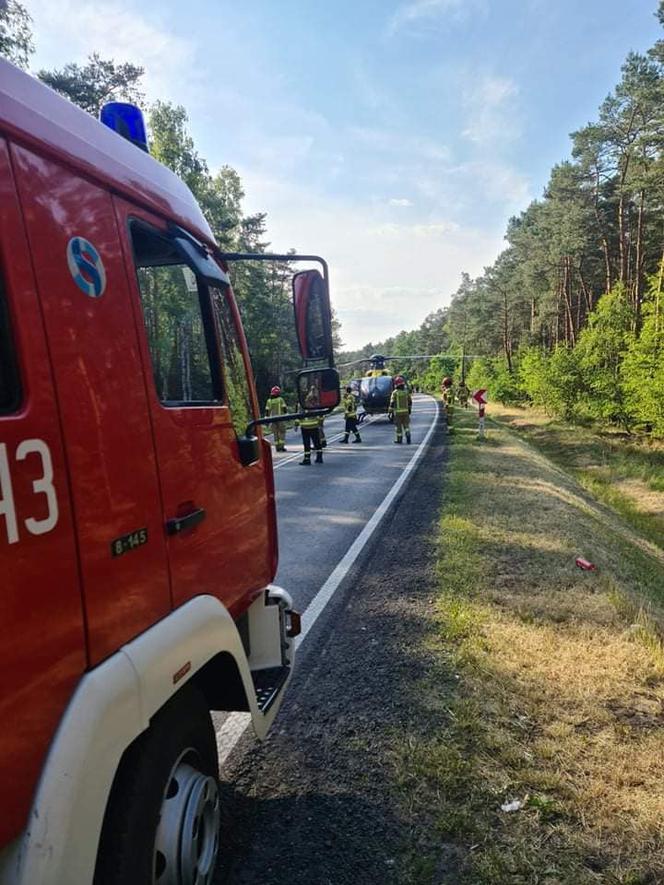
xmin=216 ymin=396 xmax=439 ymax=765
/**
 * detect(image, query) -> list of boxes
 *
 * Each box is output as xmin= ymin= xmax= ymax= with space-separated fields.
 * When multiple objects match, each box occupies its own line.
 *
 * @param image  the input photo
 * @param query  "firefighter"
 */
xmin=299 ymin=386 xmax=323 ymax=465
xmin=340 ymin=385 xmax=362 ymax=443
xmin=441 ymin=376 xmax=455 ymax=423
xmin=389 ymin=376 xmax=412 ymax=444
xmin=265 ymin=385 xmax=288 ymax=452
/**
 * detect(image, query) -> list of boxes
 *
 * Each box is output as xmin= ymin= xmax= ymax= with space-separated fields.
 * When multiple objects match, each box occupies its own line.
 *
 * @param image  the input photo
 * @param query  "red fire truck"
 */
xmin=0 ymin=59 xmax=339 ymax=885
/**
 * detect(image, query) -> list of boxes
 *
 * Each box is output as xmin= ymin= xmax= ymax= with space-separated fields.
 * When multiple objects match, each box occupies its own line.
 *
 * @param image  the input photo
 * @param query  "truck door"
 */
xmin=114 ymin=203 xmax=273 ymax=614
xmin=11 ymin=145 xmax=171 ymax=665
xmin=0 ymin=140 xmax=85 ymax=846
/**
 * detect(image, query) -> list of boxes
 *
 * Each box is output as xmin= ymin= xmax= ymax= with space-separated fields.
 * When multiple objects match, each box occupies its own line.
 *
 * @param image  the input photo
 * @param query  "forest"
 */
xmin=344 ymin=3 xmax=664 ymax=436
xmin=0 ymin=0 xmax=310 ymax=409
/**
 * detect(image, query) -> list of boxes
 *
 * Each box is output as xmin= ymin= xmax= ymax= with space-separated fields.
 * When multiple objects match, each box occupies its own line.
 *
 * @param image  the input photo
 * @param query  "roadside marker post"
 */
xmin=472 ymin=389 xmax=488 ymax=438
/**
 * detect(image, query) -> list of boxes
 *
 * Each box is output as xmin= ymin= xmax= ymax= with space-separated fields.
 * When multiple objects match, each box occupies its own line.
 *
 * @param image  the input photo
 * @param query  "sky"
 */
xmin=26 ymin=0 xmax=663 ymax=349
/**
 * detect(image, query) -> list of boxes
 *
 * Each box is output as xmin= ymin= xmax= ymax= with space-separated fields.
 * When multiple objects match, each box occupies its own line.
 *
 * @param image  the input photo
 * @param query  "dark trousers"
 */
xmin=301 ymin=426 xmax=322 ymax=452
xmin=344 ymin=416 xmax=359 ymax=434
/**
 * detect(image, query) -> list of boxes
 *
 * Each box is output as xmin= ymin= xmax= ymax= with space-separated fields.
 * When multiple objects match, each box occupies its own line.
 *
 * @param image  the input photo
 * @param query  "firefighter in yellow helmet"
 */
xmin=389 ymin=376 xmax=412 ymax=444
xmin=340 ymin=385 xmax=362 ymax=444
xmin=265 ymin=385 xmax=288 ymax=452
xmin=299 ymin=385 xmax=324 ymax=465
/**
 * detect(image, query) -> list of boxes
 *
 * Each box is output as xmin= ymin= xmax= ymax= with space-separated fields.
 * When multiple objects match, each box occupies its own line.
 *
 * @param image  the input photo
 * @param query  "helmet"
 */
xmin=345 ymin=386 xmax=352 ymax=393
xmin=270 ymin=386 xmax=281 ymax=396
xmin=442 ymin=376 xmax=452 ymax=388
xmin=394 ymin=375 xmax=405 ymax=387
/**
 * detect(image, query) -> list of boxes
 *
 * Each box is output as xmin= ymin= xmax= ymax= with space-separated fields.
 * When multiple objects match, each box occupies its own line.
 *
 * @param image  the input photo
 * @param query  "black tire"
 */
xmin=94 ymin=684 xmax=219 ymax=885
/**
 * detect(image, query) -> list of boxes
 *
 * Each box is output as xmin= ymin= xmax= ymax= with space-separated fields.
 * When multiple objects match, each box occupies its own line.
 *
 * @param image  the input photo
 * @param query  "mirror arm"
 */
xmin=218 ymin=252 xmax=329 ymax=289
xmin=245 ymin=409 xmax=332 ymax=438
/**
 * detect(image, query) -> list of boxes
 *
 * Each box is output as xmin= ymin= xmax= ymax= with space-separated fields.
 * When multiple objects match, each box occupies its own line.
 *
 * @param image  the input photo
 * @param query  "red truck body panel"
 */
xmin=0 ymin=62 xmax=279 ymax=845
xmin=0 ymin=139 xmax=87 ymax=846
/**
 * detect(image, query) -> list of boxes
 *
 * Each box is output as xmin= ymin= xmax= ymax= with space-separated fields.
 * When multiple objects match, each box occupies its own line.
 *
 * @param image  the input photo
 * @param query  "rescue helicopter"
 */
xmin=340 ymin=353 xmax=430 ymax=419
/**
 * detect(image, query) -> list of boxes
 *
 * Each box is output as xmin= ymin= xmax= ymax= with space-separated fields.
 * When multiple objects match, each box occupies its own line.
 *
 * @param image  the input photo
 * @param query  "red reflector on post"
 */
xmin=575 ymin=557 xmax=596 ymax=571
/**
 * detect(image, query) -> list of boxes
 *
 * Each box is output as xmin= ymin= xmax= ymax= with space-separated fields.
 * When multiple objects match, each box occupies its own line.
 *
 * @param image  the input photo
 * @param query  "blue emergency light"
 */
xmin=100 ymin=102 xmax=149 ymax=153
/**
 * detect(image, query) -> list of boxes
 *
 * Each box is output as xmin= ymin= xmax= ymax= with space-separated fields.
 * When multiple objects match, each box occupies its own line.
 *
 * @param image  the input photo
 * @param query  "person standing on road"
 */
xmin=441 ymin=376 xmax=455 ymax=424
xmin=457 ymin=380 xmax=470 ymax=408
xmin=389 ymin=375 xmax=412 ymax=444
xmin=265 ymin=385 xmax=288 ymax=452
xmin=340 ymin=385 xmax=362 ymax=444
xmin=299 ymin=387 xmax=324 ymax=465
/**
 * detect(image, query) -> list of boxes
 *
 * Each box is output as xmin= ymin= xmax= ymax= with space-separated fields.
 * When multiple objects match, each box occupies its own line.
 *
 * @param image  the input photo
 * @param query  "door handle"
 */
xmin=166 ymin=507 xmax=206 ymax=535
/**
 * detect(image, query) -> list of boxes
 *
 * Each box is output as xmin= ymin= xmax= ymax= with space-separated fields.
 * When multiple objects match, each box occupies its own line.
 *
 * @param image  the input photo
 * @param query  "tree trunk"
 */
xmin=502 ymin=289 xmax=513 ymax=373
xmin=634 ymin=187 xmax=645 ymax=323
xmin=592 ymin=166 xmax=612 ymax=292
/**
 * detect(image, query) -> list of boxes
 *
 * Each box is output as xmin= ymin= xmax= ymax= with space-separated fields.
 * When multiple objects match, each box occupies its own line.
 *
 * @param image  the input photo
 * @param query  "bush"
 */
xmin=466 ymin=357 xmax=526 ymax=405
xmin=622 ymin=277 xmax=664 ymax=436
xmin=575 ymin=285 xmax=634 ymax=429
xmin=520 ymin=346 xmax=582 ymax=419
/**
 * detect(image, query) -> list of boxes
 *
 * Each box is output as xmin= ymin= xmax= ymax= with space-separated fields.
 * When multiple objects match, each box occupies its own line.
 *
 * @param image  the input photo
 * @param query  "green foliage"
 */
xmin=575 ymin=286 xmax=634 ymax=427
xmin=38 ymin=53 xmax=145 ymax=116
xmin=466 ymin=358 xmax=526 ymax=405
xmin=520 ymin=346 xmax=582 ymax=419
xmin=622 ymin=274 xmax=664 ymax=433
xmin=0 ymin=1 xmax=33 ymax=69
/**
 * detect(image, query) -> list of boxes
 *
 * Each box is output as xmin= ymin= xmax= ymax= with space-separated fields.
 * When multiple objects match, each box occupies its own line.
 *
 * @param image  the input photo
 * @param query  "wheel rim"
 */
xmin=154 ymin=755 xmax=221 ymax=885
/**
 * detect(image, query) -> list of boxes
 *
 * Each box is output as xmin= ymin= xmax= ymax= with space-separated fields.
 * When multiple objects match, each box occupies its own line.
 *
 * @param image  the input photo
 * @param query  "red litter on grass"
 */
xmin=576 ymin=557 xmax=596 ymax=571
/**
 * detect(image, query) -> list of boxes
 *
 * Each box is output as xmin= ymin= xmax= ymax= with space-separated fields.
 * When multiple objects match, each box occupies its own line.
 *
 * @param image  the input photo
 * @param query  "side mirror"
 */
xmin=297 ymin=368 xmax=340 ymax=411
xmin=237 ymin=434 xmax=260 ymax=467
xmin=293 ymin=270 xmax=333 ymax=365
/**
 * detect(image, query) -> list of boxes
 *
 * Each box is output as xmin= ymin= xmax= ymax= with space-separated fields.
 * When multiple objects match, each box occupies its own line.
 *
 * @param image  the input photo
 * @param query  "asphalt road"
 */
xmin=271 ymin=395 xmax=439 ymax=612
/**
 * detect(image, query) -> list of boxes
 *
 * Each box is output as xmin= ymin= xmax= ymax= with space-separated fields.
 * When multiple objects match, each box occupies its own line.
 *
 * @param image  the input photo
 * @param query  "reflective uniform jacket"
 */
xmin=300 ymin=413 xmax=321 ymax=429
xmin=265 ymin=395 xmax=287 ymax=417
xmin=390 ymin=388 xmax=411 ymax=414
xmin=343 ymin=393 xmax=357 ymax=418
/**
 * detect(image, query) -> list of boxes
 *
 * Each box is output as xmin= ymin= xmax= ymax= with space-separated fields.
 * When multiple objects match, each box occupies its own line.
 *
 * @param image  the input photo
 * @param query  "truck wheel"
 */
xmin=94 ymin=684 xmax=220 ymax=885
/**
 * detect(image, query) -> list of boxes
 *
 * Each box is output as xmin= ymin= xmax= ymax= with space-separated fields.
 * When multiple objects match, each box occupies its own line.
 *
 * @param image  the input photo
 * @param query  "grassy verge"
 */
xmin=489 ymin=405 xmax=664 ymax=555
xmin=395 ymin=410 xmax=664 ymax=884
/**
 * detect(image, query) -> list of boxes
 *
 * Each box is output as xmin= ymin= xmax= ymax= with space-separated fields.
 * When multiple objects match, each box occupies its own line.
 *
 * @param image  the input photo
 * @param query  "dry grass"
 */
xmin=394 ymin=411 xmax=664 ymax=885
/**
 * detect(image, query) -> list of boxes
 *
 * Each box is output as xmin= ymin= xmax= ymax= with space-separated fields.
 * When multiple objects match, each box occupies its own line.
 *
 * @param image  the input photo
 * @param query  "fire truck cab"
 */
xmin=0 ymin=59 xmax=337 ymax=885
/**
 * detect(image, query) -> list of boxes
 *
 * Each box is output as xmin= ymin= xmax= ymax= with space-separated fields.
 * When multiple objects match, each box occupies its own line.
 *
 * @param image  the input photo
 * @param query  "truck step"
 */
xmin=252 ymin=666 xmax=290 ymax=713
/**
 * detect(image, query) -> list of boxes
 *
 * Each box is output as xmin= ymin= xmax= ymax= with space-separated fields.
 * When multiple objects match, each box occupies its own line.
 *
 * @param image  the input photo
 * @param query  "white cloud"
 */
xmin=350 ymin=126 xmax=449 ymax=162
xmin=371 ymin=220 xmax=459 ymax=237
xmin=239 ymin=170 xmax=504 ymax=349
xmin=388 ymin=198 xmax=413 ymax=207
xmin=462 ymin=74 xmax=520 ymax=145
xmin=386 ymin=0 xmax=485 ymax=37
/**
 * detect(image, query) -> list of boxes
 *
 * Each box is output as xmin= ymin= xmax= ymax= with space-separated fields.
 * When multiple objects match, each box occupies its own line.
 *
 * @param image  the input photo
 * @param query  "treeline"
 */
xmin=0 ymin=2 xmax=303 ymax=407
xmin=344 ymin=3 xmax=664 ymax=435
